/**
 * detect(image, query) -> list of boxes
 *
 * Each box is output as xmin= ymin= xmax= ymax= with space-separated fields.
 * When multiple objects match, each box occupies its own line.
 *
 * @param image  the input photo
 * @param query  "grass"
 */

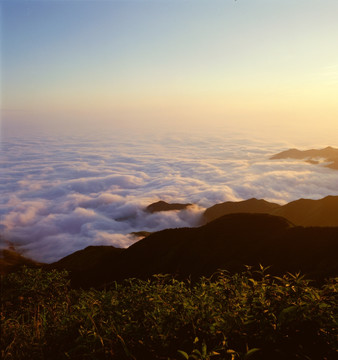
xmin=1 ymin=266 xmax=337 ymax=360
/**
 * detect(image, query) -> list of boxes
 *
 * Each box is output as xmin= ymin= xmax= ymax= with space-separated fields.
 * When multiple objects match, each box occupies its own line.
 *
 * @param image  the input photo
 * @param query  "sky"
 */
xmin=1 ymin=0 xmax=338 ymax=137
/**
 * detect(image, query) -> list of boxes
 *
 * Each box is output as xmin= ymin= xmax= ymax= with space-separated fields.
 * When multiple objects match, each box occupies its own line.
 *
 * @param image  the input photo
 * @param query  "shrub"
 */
xmin=1 ymin=267 xmax=337 ymax=359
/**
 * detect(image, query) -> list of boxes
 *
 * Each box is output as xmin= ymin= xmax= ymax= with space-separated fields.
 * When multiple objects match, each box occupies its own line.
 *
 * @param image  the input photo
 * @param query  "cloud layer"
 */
xmin=1 ymin=130 xmax=337 ymax=262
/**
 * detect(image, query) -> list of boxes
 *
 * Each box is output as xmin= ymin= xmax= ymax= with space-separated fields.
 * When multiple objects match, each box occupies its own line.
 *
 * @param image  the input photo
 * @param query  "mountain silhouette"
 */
xmin=114 ymin=201 xmax=193 ymax=223
xmin=271 ymin=146 xmax=338 ymax=170
xmin=272 ymin=196 xmax=338 ymax=227
xmin=49 ymin=246 xmax=124 ymax=288
xmin=3 ymin=196 xmax=338 ymax=288
xmin=131 ymin=231 xmax=152 ymax=238
xmin=0 ymin=248 xmax=42 ymax=275
xmin=203 ymin=196 xmax=338 ymax=227
xmin=203 ymin=198 xmax=281 ymax=223
xmin=49 ymin=213 xmax=338 ymax=288
xmin=145 ymin=200 xmax=192 ymax=213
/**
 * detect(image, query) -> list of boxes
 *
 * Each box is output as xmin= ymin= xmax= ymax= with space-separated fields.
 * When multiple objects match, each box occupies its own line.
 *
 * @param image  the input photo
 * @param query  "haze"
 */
xmin=1 ymin=0 xmax=338 ymax=138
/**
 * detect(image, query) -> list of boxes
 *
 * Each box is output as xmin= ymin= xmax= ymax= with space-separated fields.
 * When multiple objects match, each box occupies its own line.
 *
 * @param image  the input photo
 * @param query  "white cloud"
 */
xmin=1 ymin=130 xmax=338 ymax=262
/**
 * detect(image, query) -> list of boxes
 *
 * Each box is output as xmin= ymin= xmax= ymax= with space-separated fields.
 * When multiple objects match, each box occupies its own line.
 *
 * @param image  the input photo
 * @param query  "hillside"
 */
xmin=203 ymin=198 xmax=281 ymax=223
xmin=0 ymin=248 xmax=42 ymax=275
xmin=203 ymin=195 xmax=338 ymax=227
xmin=114 ymin=213 xmax=337 ymax=282
xmin=48 ymin=245 xmax=124 ymax=288
xmin=50 ymin=213 xmax=338 ymax=288
xmin=272 ymin=195 xmax=338 ymax=227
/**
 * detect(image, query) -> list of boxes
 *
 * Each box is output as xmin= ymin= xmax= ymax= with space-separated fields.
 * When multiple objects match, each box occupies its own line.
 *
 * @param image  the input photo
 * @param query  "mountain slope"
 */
xmin=203 ymin=198 xmax=281 ymax=223
xmin=0 ymin=248 xmax=42 ymax=275
xmin=116 ymin=213 xmax=293 ymax=280
xmin=51 ymin=213 xmax=338 ymax=288
xmin=114 ymin=213 xmax=337 ymax=282
xmin=271 ymin=195 xmax=338 ymax=227
xmin=49 ymin=245 xmax=124 ymax=287
xmin=203 ymin=195 xmax=338 ymax=227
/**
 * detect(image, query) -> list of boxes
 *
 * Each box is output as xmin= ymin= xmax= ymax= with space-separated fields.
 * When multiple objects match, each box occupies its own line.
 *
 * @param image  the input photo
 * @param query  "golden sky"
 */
xmin=2 ymin=0 xmax=338 ymax=136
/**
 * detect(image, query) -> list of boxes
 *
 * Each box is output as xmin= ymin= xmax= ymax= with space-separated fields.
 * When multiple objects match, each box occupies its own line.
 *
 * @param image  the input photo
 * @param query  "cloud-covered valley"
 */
xmin=1 ymin=130 xmax=338 ymax=262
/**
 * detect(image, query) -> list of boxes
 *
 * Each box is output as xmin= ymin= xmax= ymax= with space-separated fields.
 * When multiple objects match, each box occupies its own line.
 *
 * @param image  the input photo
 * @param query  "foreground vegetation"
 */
xmin=1 ymin=266 xmax=337 ymax=360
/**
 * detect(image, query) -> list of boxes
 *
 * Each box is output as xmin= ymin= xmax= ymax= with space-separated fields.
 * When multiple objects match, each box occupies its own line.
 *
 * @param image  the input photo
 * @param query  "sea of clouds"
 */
xmin=1 ymin=127 xmax=338 ymax=262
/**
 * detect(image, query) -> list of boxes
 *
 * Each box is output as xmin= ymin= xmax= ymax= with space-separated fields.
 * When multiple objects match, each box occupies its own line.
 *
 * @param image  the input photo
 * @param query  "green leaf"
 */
xmin=190 ymin=356 xmax=201 ymax=360
xmin=244 ymin=348 xmax=261 ymax=358
xmin=280 ymin=305 xmax=298 ymax=314
xmin=248 ymin=279 xmax=257 ymax=286
xmin=192 ymin=349 xmax=202 ymax=356
xmin=177 ymin=350 xmax=189 ymax=360
xmin=201 ymin=341 xmax=207 ymax=357
xmin=278 ymin=305 xmax=298 ymax=324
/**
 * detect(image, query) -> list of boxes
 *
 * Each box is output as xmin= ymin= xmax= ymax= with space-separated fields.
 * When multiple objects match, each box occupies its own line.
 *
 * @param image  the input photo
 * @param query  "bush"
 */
xmin=1 ymin=267 xmax=337 ymax=359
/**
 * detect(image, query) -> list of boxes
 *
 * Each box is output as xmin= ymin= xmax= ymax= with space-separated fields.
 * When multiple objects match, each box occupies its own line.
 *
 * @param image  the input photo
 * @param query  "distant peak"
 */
xmin=151 ymin=200 xmax=167 ymax=206
xmin=146 ymin=200 xmax=193 ymax=213
xmin=271 ymin=146 xmax=338 ymax=170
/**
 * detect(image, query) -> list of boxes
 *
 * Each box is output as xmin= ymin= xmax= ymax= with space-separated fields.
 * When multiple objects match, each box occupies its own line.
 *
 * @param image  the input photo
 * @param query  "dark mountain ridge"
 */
xmin=48 ymin=213 xmax=338 ymax=288
xmin=2 ymin=196 xmax=338 ymax=288
xmin=203 ymin=195 xmax=338 ymax=226
xmin=145 ymin=200 xmax=193 ymax=213
xmin=0 ymin=248 xmax=42 ymax=275
xmin=50 ymin=245 xmax=124 ymax=288
xmin=111 ymin=214 xmax=336 ymax=282
xmin=204 ymin=198 xmax=281 ymax=223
